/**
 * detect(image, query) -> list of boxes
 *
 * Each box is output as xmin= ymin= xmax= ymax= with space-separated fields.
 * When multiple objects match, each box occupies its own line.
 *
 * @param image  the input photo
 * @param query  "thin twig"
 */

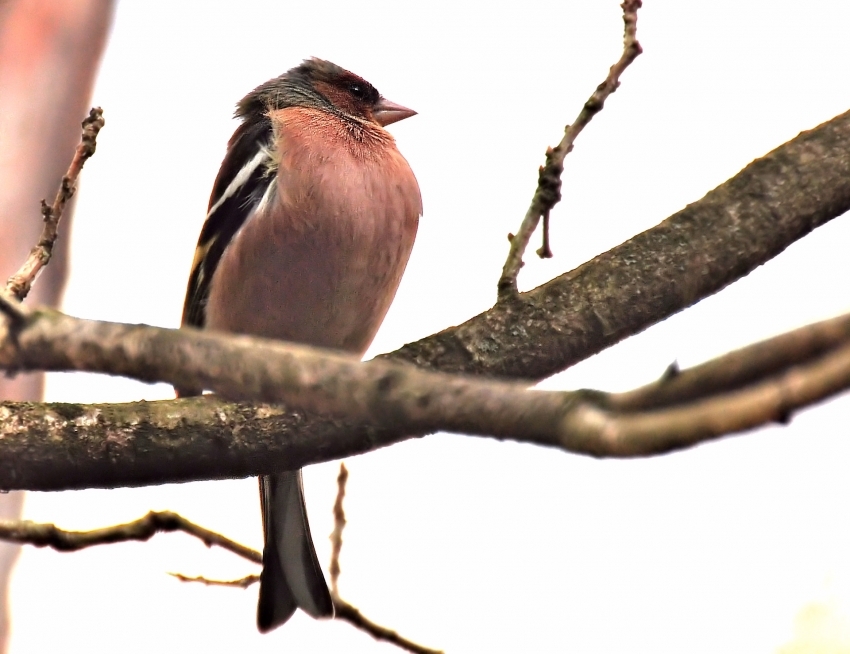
xmin=5 ymin=107 xmax=105 ymax=302
xmin=0 ymin=511 xmax=439 ymax=652
xmin=333 ymin=597 xmax=444 ymax=654
xmin=0 ymin=510 xmax=261 ymax=563
xmin=330 ymin=462 xmax=349 ymax=595
xmin=564 ymin=338 xmax=850 ymax=455
xmin=170 ymin=572 xmax=260 ymax=588
xmin=536 ymin=210 xmax=553 ymax=259
xmin=498 ymin=0 xmax=642 ymax=299
xmin=608 ymin=312 xmax=850 ymax=412
xmin=175 ymin=572 xmax=442 ymax=653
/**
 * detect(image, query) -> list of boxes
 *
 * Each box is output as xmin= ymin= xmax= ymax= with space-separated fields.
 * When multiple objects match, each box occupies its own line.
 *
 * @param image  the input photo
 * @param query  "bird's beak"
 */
xmin=373 ymin=97 xmax=417 ymax=126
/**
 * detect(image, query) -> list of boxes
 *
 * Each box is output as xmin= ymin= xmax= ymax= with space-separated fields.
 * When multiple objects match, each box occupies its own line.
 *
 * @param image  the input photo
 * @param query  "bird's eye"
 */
xmin=349 ymin=83 xmax=367 ymax=100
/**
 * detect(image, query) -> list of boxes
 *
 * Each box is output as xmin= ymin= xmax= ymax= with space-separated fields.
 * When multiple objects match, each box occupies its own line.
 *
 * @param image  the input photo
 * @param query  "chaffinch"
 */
xmin=178 ymin=58 xmax=421 ymax=632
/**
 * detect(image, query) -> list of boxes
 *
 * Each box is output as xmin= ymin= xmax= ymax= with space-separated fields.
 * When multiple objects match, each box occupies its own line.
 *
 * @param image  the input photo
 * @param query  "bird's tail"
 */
xmin=257 ymin=470 xmax=334 ymax=632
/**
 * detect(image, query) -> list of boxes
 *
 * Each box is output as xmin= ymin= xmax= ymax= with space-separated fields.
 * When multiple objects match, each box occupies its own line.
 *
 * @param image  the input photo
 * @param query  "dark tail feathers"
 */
xmin=257 ymin=470 xmax=334 ymax=632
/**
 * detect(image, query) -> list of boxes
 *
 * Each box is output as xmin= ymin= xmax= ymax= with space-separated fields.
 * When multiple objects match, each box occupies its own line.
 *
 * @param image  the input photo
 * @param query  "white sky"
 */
xmin=8 ymin=1 xmax=850 ymax=652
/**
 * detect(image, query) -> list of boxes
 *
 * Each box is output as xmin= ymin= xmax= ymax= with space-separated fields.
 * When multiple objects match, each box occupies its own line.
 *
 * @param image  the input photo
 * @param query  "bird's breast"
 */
xmin=204 ymin=107 xmax=421 ymax=355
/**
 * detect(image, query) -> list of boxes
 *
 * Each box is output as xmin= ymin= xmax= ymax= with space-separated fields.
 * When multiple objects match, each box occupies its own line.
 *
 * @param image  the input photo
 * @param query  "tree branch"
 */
xmin=333 ymin=598 xmax=444 ymax=654
xmin=607 ymin=312 xmax=850 ymax=412
xmin=330 ymin=462 xmax=348 ymax=596
xmin=0 ymin=512 xmax=440 ymax=653
xmin=0 ymin=510 xmax=260 ymax=561
xmin=394 ymin=107 xmax=850 ymax=381
xmin=1 ymin=304 xmax=850 ymax=488
xmin=498 ymin=0 xmax=643 ymax=298
xmin=1 ymin=102 xmax=850 ymax=489
xmin=170 ymin=573 xmax=260 ymax=588
xmin=4 ymin=108 xmax=104 ymax=302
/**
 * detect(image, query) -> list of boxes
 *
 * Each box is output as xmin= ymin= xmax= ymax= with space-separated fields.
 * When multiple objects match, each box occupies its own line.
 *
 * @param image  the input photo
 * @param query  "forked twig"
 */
xmin=498 ymin=0 xmax=642 ymax=299
xmin=0 ymin=510 xmax=440 ymax=653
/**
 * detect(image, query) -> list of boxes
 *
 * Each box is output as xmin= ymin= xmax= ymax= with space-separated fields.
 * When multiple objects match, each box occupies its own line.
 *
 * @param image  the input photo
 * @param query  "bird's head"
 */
xmin=238 ymin=58 xmax=416 ymax=127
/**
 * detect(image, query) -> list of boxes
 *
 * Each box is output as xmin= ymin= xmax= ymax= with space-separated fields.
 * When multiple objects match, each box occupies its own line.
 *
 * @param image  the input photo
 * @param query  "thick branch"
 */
xmin=1 ymin=305 xmax=850 ymax=488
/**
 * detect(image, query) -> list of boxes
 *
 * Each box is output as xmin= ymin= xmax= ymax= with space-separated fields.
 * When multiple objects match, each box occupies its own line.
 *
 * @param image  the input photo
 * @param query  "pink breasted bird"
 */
xmin=178 ymin=58 xmax=421 ymax=632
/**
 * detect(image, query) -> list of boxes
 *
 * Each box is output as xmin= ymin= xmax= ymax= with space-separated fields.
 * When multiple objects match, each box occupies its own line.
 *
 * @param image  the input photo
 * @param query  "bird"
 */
xmin=177 ymin=58 xmax=421 ymax=633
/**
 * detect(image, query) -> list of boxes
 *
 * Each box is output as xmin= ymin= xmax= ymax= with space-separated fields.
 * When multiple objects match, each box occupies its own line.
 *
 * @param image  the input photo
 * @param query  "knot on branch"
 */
xmin=80 ymin=107 xmax=105 ymax=156
xmin=621 ymin=0 xmax=642 ymax=18
xmin=535 ymin=145 xmax=565 ymax=212
xmin=40 ymin=200 xmax=54 ymax=223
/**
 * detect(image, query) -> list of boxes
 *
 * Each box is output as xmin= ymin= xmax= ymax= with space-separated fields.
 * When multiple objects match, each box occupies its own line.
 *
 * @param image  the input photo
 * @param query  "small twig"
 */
xmin=498 ymin=0 xmax=642 ymax=299
xmin=170 ymin=572 xmax=260 ymax=588
xmin=608 ymin=312 xmax=850 ymax=412
xmin=329 ymin=462 xmax=349 ymax=596
xmin=5 ymin=107 xmax=105 ymax=301
xmin=333 ymin=597 xmax=444 ymax=654
xmin=0 ymin=510 xmax=261 ymax=563
xmin=174 ymin=570 xmax=442 ymax=654
xmin=536 ymin=210 xmax=553 ymax=259
xmin=0 ymin=510 xmax=439 ymax=652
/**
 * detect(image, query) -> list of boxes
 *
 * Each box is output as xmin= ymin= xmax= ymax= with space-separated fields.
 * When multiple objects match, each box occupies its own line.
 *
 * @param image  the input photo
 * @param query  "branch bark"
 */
xmin=1 ymin=304 xmax=849 ymax=489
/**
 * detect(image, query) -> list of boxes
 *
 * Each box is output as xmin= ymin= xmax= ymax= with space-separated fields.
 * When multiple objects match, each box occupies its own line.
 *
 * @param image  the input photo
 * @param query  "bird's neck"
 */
xmin=270 ymin=107 xmax=396 ymax=161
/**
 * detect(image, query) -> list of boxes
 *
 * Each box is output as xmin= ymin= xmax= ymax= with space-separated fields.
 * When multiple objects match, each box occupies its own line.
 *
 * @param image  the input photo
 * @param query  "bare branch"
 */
xmin=396 ymin=107 xmax=850 ymax=382
xmin=498 ymin=0 xmax=643 ymax=299
xmin=4 ymin=108 xmax=104 ymax=302
xmin=566 ymin=338 xmax=850 ymax=456
xmin=173 ymin=570 xmax=443 ymax=654
xmin=330 ymin=462 xmax=349 ymax=596
xmin=333 ymin=597 xmax=444 ymax=654
xmin=0 ymin=102 xmax=849 ymax=488
xmin=1 ymin=305 xmax=850 ymax=488
xmin=0 ymin=512 xmax=439 ymax=652
xmin=608 ymin=312 xmax=850 ymax=412
xmin=0 ymin=510 xmax=261 ymax=563
xmin=170 ymin=573 xmax=260 ymax=588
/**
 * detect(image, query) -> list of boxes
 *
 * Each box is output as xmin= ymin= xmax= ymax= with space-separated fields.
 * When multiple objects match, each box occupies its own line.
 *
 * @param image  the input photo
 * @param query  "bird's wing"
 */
xmin=181 ymin=113 xmax=276 ymax=329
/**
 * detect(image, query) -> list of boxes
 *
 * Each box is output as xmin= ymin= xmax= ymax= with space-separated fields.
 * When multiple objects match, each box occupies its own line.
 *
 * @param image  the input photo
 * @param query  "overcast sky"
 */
xmin=9 ymin=1 xmax=850 ymax=652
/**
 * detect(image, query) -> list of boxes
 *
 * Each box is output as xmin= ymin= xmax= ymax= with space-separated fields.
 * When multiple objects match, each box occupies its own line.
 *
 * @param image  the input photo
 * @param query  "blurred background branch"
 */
xmin=0 ymin=1 xmax=113 ymax=649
